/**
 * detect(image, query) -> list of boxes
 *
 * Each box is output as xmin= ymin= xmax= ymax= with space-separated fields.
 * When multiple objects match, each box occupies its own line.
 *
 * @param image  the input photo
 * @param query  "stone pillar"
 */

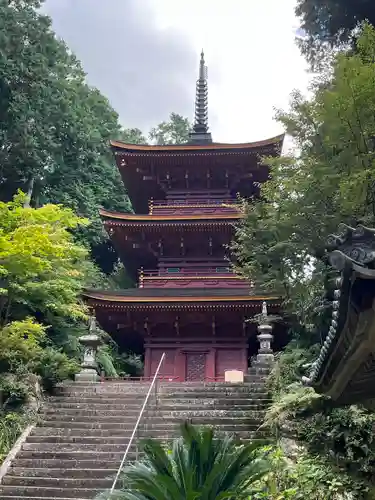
xmin=75 ymin=315 xmax=101 ymax=382
xmin=256 ymin=301 xmax=274 ymax=364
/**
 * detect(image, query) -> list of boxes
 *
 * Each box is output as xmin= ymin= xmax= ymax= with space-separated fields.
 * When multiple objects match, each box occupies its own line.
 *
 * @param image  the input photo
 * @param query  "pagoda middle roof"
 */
xmin=100 ymin=208 xmax=241 ymax=225
xmin=110 ymin=134 xmax=284 ymax=156
xmin=84 ymin=287 xmax=280 ymax=302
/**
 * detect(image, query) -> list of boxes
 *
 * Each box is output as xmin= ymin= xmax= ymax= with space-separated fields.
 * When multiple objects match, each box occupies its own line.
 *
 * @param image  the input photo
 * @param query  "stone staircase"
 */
xmin=0 ymin=376 xmax=271 ymax=500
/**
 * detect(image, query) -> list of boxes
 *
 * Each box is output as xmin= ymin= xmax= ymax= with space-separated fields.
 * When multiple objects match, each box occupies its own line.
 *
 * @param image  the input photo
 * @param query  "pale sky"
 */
xmin=44 ymin=0 xmax=311 ymax=143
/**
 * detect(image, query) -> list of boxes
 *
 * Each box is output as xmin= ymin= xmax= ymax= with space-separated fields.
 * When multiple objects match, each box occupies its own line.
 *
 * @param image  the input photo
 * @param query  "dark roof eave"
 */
xmin=110 ymin=134 xmax=285 ymax=156
xmin=83 ymin=287 xmax=282 ymax=302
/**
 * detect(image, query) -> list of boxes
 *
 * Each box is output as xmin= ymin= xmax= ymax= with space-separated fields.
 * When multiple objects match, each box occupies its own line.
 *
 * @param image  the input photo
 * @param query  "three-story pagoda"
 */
xmin=84 ymin=52 xmax=285 ymax=381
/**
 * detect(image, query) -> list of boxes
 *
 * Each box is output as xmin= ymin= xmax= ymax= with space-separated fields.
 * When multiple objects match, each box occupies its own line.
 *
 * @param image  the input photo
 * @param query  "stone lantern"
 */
xmin=75 ymin=315 xmax=101 ymax=382
xmin=256 ymin=301 xmax=276 ymax=363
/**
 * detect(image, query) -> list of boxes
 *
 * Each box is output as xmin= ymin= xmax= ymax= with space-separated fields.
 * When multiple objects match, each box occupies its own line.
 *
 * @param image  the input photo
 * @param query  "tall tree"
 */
xmin=0 ymin=0 xmax=131 ymax=257
xmin=233 ymin=23 xmax=375 ymax=329
xmin=0 ymin=191 xmax=100 ymax=393
xmin=149 ymin=112 xmax=192 ymax=145
xmin=296 ymin=0 xmax=375 ymax=65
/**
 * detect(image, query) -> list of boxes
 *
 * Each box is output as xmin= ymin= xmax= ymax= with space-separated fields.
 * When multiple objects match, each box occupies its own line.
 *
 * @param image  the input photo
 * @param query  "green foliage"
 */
xmin=295 ymin=0 xmax=375 ymax=66
xmin=107 ymin=261 xmax=135 ymax=290
xmin=33 ymin=348 xmax=79 ymax=391
xmin=0 ymin=411 xmax=34 ymax=465
xmin=0 ymin=0 xmax=132 ymax=253
xmin=0 ymin=371 xmax=31 ymax=409
xmin=233 ymin=28 xmax=375 ymax=490
xmin=234 ymin=23 xmax=375 ymax=332
xmin=263 ymin=349 xmax=375 ymax=492
xmin=97 ymin=341 xmax=143 ymax=378
xmin=0 ymin=192 xmax=91 ymax=325
xmin=303 ymin=406 xmax=375 ymax=481
xmin=118 ymin=128 xmax=147 ymax=145
xmin=263 ymin=385 xmax=325 ymax=433
xmin=267 ymin=343 xmax=321 ymax=395
xmin=115 ymin=352 xmax=143 ymax=378
xmin=0 ymin=318 xmax=46 ymax=372
xmin=0 ymin=196 xmax=98 ymax=397
xmin=149 ymin=113 xmax=192 ymax=145
xmin=115 ymin=422 xmax=270 ymax=499
xmin=251 ymin=446 xmax=368 ymax=499
xmin=97 ymin=345 xmax=119 ymax=378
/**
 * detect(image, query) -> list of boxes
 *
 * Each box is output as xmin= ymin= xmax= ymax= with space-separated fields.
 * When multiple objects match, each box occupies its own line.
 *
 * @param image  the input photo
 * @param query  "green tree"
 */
xmin=234 ymin=23 xmax=375 ymax=330
xmin=233 ymin=25 xmax=375 ymax=491
xmin=149 ymin=113 xmax=192 ymax=145
xmin=295 ymin=0 xmax=375 ymax=65
xmin=0 ymin=191 xmax=100 ymax=351
xmin=0 ymin=0 xmax=131 ymax=257
xmin=0 ymin=192 xmax=90 ymax=324
xmin=118 ymin=128 xmax=147 ymax=144
xmin=116 ymin=422 xmax=270 ymax=499
xmin=0 ymin=193 xmax=95 ymax=404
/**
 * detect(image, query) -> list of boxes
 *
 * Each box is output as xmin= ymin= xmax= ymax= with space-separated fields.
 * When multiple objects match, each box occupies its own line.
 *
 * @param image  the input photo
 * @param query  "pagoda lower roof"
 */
xmin=110 ymin=135 xmax=284 ymax=156
xmin=100 ymin=208 xmax=241 ymax=225
xmin=84 ymin=287 xmax=281 ymax=310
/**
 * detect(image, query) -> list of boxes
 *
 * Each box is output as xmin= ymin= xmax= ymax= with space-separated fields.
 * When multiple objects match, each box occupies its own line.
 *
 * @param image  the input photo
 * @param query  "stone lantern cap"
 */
xmin=78 ymin=334 xmax=101 ymax=348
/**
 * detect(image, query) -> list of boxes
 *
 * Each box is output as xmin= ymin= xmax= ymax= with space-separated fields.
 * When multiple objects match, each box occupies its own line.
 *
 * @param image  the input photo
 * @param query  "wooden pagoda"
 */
xmin=84 ymin=52 xmax=285 ymax=381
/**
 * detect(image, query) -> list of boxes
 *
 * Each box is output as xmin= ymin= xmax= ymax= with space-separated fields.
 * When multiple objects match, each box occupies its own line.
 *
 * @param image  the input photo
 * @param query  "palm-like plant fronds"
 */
xmin=115 ymin=422 xmax=271 ymax=500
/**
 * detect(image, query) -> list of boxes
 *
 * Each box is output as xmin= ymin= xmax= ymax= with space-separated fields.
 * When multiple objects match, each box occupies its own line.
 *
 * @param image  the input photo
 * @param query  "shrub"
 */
xmin=34 ymin=347 xmax=79 ymax=391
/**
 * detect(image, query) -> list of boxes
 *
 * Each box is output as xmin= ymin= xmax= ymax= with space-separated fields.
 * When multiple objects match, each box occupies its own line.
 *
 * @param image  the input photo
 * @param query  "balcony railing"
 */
xmin=151 ymin=199 xmax=240 ymax=207
xmin=138 ymin=267 xmax=252 ymax=289
xmin=141 ymin=267 xmax=234 ymax=277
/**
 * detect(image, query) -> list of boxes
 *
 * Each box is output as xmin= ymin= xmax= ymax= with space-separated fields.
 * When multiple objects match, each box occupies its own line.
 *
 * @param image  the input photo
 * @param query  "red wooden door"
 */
xmin=186 ymin=352 xmax=206 ymax=381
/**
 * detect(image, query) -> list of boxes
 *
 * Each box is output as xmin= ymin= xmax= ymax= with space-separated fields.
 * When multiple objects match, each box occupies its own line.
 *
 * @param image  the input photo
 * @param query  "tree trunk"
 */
xmin=24 ymin=175 xmax=35 ymax=207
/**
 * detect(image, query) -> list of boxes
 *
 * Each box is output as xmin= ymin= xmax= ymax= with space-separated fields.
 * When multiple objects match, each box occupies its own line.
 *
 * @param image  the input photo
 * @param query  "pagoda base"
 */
xmin=145 ymin=341 xmax=248 ymax=382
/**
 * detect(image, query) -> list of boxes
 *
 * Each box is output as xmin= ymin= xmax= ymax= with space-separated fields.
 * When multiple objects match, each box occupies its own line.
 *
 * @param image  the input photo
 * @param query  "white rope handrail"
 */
xmin=108 ymin=352 xmax=166 ymax=497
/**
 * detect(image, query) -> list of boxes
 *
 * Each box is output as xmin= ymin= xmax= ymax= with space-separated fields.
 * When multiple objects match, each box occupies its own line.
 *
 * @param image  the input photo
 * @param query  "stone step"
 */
xmin=57 ymin=382 xmax=267 ymax=395
xmin=23 ymin=432 xmax=262 ymax=452
xmin=161 ymin=392 xmax=270 ymax=399
xmin=26 ymin=436 xmax=151 ymax=445
xmin=2 ymin=476 xmax=112 ymax=489
xmin=40 ymin=419 xmax=142 ymax=428
xmin=27 ymin=427 xmax=261 ymax=444
xmin=43 ymin=404 xmax=265 ymax=416
xmin=0 ymin=497 xmax=91 ymax=500
xmin=8 ymin=468 xmax=118 ymax=479
xmin=55 ymin=388 xmax=268 ymax=398
xmin=32 ymin=423 xmax=260 ymax=437
xmin=11 ymin=459 xmax=121 ymax=470
xmin=48 ymin=396 xmax=270 ymax=405
xmin=42 ymin=409 xmax=266 ymax=422
xmin=62 ymin=381 xmax=264 ymax=388
xmin=44 ymin=398 xmax=267 ymax=415
xmin=38 ymin=417 xmax=263 ymax=430
xmin=0 ymin=485 xmax=103 ymax=499
xmin=22 ymin=443 xmax=136 ymax=453
xmin=162 ymin=410 xmax=267 ymax=418
xmin=16 ymin=450 xmax=136 ymax=461
xmin=51 ymin=388 xmax=269 ymax=398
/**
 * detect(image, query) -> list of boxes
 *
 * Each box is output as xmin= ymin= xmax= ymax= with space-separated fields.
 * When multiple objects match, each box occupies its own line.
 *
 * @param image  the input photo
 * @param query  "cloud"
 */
xmin=43 ymin=0 xmax=198 ymax=132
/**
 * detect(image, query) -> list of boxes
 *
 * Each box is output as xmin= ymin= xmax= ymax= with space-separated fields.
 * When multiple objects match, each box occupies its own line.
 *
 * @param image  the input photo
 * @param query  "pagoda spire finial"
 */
xmin=188 ymin=50 xmax=212 ymax=144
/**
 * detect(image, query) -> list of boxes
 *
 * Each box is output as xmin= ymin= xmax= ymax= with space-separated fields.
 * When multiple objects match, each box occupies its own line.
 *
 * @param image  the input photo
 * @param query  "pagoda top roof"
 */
xmin=110 ymin=134 xmax=284 ymax=156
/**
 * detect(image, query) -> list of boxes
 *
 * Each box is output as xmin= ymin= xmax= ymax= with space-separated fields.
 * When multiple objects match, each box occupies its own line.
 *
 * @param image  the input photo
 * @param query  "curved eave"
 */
xmin=84 ymin=291 xmax=281 ymax=304
xmin=110 ymin=134 xmax=284 ymax=155
xmin=99 ymin=208 xmax=242 ymax=223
